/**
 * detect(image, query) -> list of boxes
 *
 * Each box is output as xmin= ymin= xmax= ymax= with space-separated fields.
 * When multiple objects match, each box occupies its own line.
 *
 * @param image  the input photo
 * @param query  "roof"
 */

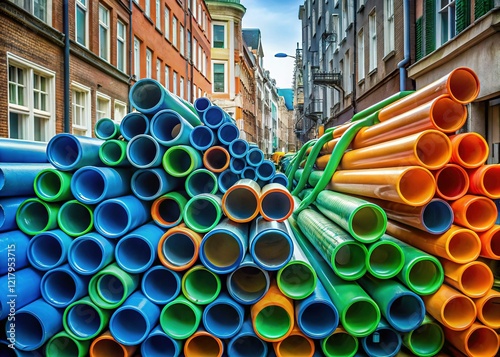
xmin=278 ymin=88 xmax=294 ymax=110
xmin=242 ymin=29 xmax=261 ymax=51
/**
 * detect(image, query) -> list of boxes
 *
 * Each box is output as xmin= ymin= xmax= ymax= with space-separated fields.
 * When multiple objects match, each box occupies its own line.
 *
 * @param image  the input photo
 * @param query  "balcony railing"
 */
xmin=313 ymin=71 xmax=342 ymax=89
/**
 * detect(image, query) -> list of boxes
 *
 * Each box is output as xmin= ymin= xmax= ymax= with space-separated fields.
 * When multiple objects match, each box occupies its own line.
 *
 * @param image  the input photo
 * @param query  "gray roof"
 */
xmin=242 ymin=28 xmax=261 ymax=50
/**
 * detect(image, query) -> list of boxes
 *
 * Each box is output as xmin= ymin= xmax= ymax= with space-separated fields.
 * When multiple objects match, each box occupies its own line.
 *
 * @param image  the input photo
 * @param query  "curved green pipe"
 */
xmin=351 ymin=91 xmax=414 ymax=122
xmin=286 ymin=139 xmax=317 ymax=191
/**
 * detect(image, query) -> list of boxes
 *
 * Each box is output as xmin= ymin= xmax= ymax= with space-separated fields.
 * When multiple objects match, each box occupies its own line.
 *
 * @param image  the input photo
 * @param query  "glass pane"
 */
xmin=117 ymin=42 xmax=124 ymax=71
xmin=34 ymin=116 xmax=47 ymax=142
xmin=77 ymin=8 xmax=86 ymax=45
xmin=34 ymin=91 xmax=39 ymax=109
xmin=40 ymin=93 xmax=47 ymax=111
xmin=9 ymin=112 xmax=20 ymax=139
xmin=100 ymin=27 xmax=108 ymax=59
xmin=9 ymin=84 xmax=16 ymax=105
xmin=214 ymin=25 xmax=224 ymax=48
xmin=17 ymin=68 xmax=24 ymax=85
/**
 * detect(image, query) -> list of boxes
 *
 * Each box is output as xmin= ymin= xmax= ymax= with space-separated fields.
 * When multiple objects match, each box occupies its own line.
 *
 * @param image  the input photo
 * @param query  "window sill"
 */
xmin=156 ymin=27 xmax=163 ymax=36
xmin=383 ymin=50 xmax=395 ymax=62
xmin=368 ymin=68 xmax=377 ymax=76
xmin=145 ymin=16 xmax=154 ymax=26
xmin=346 ymin=23 xmax=353 ymax=32
xmin=358 ymin=78 xmax=365 ymax=86
xmin=358 ymin=4 xmax=365 ymax=12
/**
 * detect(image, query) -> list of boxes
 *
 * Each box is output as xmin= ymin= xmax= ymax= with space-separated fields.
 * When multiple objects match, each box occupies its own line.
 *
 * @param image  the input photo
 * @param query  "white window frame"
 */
xmin=193 ymin=37 xmax=198 ymax=68
xmin=146 ymin=48 xmax=152 ymax=78
xmin=117 ymin=20 xmax=126 ymax=72
xmin=76 ymin=0 xmax=88 ymax=47
xmin=134 ymin=37 xmax=141 ymax=78
xmin=7 ymin=53 xmax=56 ymax=142
xmin=384 ymin=0 xmax=395 ymax=54
xmin=437 ymin=0 xmax=456 ymax=46
xmin=173 ymin=16 xmax=178 ymax=48
xmin=156 ymin=58 xmax=161 ymax=81
xmin=345 ymin=50 xmax=352 ymax=94
xmin=13 ymin=0 xmax=52 ymax=23
xmin=180 ymin=77 xmax=185 ymax=99
xmin=96 ymin=92 xmax=111 ymax=121
xmin=187 ymin=79 xmax=191 ymax=101
xmin=369 ymin=10 xmax=377 ymax=72
xmin=164 ymin=7 xmax=170 ymax=41
xmin=180 ymin=25 xmax=185 ymax=56
xmin=173 ymin=71 xmax=178 ymax=95
xmin=212 ymin=22 xmax=226 ymax=49
xmin=145 ymin=0 xmax=151 ymax=18
xmin=165 ymin=65 xmax=170 ymax=90
xmin=155 ymin=0 xmax=161 ymax=28
xmin=357 ymin=29 xmax=365 ymax=80
xmin=99 ymin=5 xmax=110 ymax=62
xmin=71 ymin=82 xmax=92 ymax=137
xmin=114 ymin=100 xmax=127 ymax=123
xmin=212 ymin=61 xmax=227 ymax=93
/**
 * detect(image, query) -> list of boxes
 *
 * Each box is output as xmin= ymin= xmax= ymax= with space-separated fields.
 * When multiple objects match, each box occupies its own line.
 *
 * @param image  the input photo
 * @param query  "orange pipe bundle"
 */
xmin=222 ymin=179 xmax=261 ymax=223
xmin=157 ymin=223 xmax=203 ymax=271
xmin=439 ymin=259 xmax=494 ymax=298
xmin=474 ymin=289 xmax=500 ymax=330
xmin=449 ymin=133 xmax=489 ymax=169
xmin=444 ymin=322 xmax=499 ymax=357
xmin=320 ymin=137 xmax=341 ymax=155
xmin=378 ymin=67 xmax=479 ymax=122
xmin=433 ymin=164 xmax=470 ymax=201
xmin=272 ymin=325 xmax=315 ymax=357
xmin=422 ymin=284 xmax=477 ymax=331
xmin=89 ymin=331 xmax=137 ymax=357
xmin=340 ymin=130 xmax=452 ymax=171
xmin=386 ymin=221 xmax=481 ymax=264
xmin=352 ymin=95 xmax=467 ymax=149
xmin=184 ymin=330 xmax=223 ymax=357
xmin=329 ymin=166 xmax=436 ymax=206
xmin=467 ymin=164 xmax=500 ymax=199
xmin=450 ymin=194 xmax=497 ymax=233
xmin=478 ymin=225 xmax=500 ymax=259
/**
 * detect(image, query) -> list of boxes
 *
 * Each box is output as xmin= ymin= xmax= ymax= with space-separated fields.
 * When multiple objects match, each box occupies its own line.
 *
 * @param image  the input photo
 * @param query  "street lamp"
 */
xmin=274 ymin=53 xmax=296 ymax=59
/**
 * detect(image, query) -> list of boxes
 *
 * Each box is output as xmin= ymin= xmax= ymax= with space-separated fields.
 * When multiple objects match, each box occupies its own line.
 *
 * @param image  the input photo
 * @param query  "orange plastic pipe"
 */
xmin=467 ymin=164 xmax=500 ymax=199
xmin=184 ymin=330 xmax=223 ymax=357
xmin=474 ymin=289 xmax=500 ymax=330
xmin=444 ymin=322 xmax=499 ymax=357
xmin=203 ymin=146 xmax=230 ymax=173
xmin=259 ymin=183 xmax=294 ymax=222
xmin=433 ymin=164 xmax=470 ymax=201
xmin=157 ymin=223 xmax=203 ymax=271
xmin=352 ymin=95 xmax=467 ymax=149
xmin=272 ymin=325 xmax=315 ymax=357
xmin=422 ymin=284 xmax=477 ymax=331
xmin=315 ymin=154 xmax=331 ymax=170
xmin=386 ymin=221 xmax=481 ymax=264
xmin=318 ymin=124 xmax=325 ymax=137
xmin=332 ymin=122 xmax=354 ymax=138
xmin=450 ymin=194 xmax=497 ymax=233
xmin=449 ymin=133 xmax=489 ymax=169
xmin=320 ymin=138 xmax=341 ymax=155
xmin=89 ymin=331 xmax=137 ymax=357
xmin=329 ymin=166 xmax=436 ymax=206
xmin=222 ymin=179 xmax=261 ymax=223
xmin=439 ymin=258 xmax=494 ymax=298
xmin=340 ymin=130 xmax=452 ymax=171
xmin=378 ymin=67 xmax=480 ymax=121
xmin=478 ymin=225 xmax=500 ymax=259
xmin=251 ymin=281 xmax=294 ymax=342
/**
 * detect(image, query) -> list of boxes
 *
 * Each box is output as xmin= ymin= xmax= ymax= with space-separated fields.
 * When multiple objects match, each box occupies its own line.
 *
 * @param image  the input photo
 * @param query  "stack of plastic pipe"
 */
xmin=286 ymin=67 xmax=500 ymax=356
xmin=1 ymin=78 xmax=335 ymax=357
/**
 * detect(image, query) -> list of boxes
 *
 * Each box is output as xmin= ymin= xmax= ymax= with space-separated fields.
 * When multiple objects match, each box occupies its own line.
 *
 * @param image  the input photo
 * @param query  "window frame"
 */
xmin=384 ymin=0 xmax=395 ymax=55
xmin=212 ymin=22 xmax=226 ymax=49
xmin=357 ymin=28 xmax=365 ymax=80
xmin=96 ymin=92 xmax=111 ymax=121
xmin=173 ymin=16 xmax=178 ymax=48
xmin=71 ymin=82 xmax=92 ymax=137
xmin=212 ymin=61 xmax=226 ymax=93
xmin=117 ymin=20 xmax=126 ymax=72
xmin=99 ymin=4 xmax=110 ymax=62
xmin=146 ymin=48 xmax=152 ymax=78
xmin=155 ymin=0 xmax=161 ymax=28
xmin=75 ymin=0 xmax=89 ymax=47
xmin=114 ymin=100 xmax=127 ymax=123
xmin=164 ymin=7 xmax=170 ymax=41
xmin=134 ymin=37 xmax=141 ymax=78
xmin=165 ymin=65 xmax=170 ymax=90
xmin=368 ymin=10 xmax=378 ymax=72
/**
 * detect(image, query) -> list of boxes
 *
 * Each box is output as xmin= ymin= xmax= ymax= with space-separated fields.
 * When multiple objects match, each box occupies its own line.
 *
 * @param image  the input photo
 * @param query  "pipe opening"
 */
xmin=368 ymin=243 xmax=403 ymax=278
xmin=152 ymin=113 xmax=182 ymax=142
xmin=363 ymin=328 xmax=400 ymax=357
xmin=481 ymin=166 xmax=500 ymax=198
xmin=219 ymin=124 xmax=239 ymax=144
xmin=491 ymin=230 xmax=500 ymax=257
xmin=399 ymin=168 xmax=435 ymax=206
xmin=67 ymin=303 xmax=101 ymax=338
xmin=142 ymin=334 xmax=177 ymax=356
xmin=253 ymin=231 xmax=292 ymax=269
xmin=98 ymin=274 xmax=125 ymax=304
xmin=344 ymin=300 xmax=379 ymax=336
xmin=194 ymin=97 xmax=211 ymax=112
xmin=203 ymin=232 xmax=240 ymax=268
xmin=205 ymin=303 xmax=241 ymax=336
xmin=448 ymin=230 xmax=481 ymax=263
xmin=229 ymin=266 xmax=268 ymax=303
xmin=323 ymin=331 xmax=357 ymax=356
xmin=121 ymin=113 xmax=149 ymax=140
xmin=334 ymin=243 xmax=366 ymax=278
xmin=130 ymin=81 xmax=162 ymax=110
xmin=133 ymin=170 xmax=162 ymax=199
xmin=156 ymin=198 xmax=181 ymax=226
xmin=255 ymin=306 xmax=290 ymax=339
xmin=111 ymin=308 xmax=148 ymax=344
xmin=247 ymin=150 xmax=263 ymax=165
xmin=407 ymin=323 xmax=444 ymax=356
xmin=435 ymin=165 xmax=469 ymax=200
xmin=231 ymin=158 xmax=246 ymax=172
xmin=142 ymin=268 xmax=179 ymax=303
xmin=443 ymin=296 xmax=476 ymax=329
xmin=204 ymin=107 xmax=225 ymax=127
xmin=481 ymin=295 xmax=500 ymax=328
xmin=448 ymin=69 xmax=479 ymax=103
xmin=278 ymin=334 xmax=313 ymax=356
xmin=186 ymin=334 xmax=221 ymax=357
xmin=299 ymin=301 xmax=337 ymax=337
xmin=351 ymin=205 xmax=386 ymax=242
xmin=18 ymin=200 xmax=50 ymax=232
xmin=432 ymin=97 xmax=467 ymax=132
xmin=261 ymin=191 xmax=292 ymax=221
xmin=15 ymin=312 xmax=44 ymax=349
xmin=228 ymin=335 xmax=266 ymax=357
xmin=100 ymin=141 xmax=126 ymax=165
xmin=73 ymin=169 xmax=105 ymax=202
xmin=185 ymin=197 xmax=219 ymax=230
xmin=96 ymin=119 xmax=116 ymax=137
xmin=190 ymin=126 xmax=214 ymax=149
xmin=230 ymin=139 xmax=248 ymax=157
xmin=204 ymin=148 xmax=229 ymax=171
xmin=161 ymin=233 xmax=195 ymax=267
xmin=459 ymin=263 xmax=493 ymax=297
xmin=48 ymin=135 xmax=80 ymax=168
xmin=187 ymin=170 xmax=216 ymax=196
xmin=422 ymin=199 xmax=453 ymax=234
xmin=43 ymin=270 xmax=77 ymax=305
xmin=241 ymin=167 xmax=257 ymax=180
xmin=224 ymin=187 xmax=258 ymax=221
xmin=407 ymin=259 xmax=443 ymax=295
xmin=219 ymin=171 xmax=239 ymax=193
xmin=388 ymin=294 xmax=424 ymax=331
xmin=278 ymin=262 xmax=315 ymax=299
xmin=455 ymin=134 xmax=489 ymax=168
xmin=416 ymin=132 xmax=452 ymax=169
xmin=91 ymin=338 xmax=126 ymax=356
xmin=165 ymin=147 xmax=195 ymax=175
xmin=128 ymin=136 xmax=160 ymax=167
xmin=59 ymin=202 xmax=92 ymax=235
xmin=464 ymin=199 xmax=497 ymax=231
xmin=29 ymin=234 xmax=63 ymax=268
xmin=95 ymin=201 xmax=130 ymax=237
xmin=466 ymin=326 xmax=499 ymax=356
xmin=257 ymin=162 xmax=275 ymax=180
xmin=70 ymin=238 xmax=103 ymax=273
xmin=183 ymin=269 xmax=220 ymax=303
xmin=36 ymin=170 xmax=63 ymax=199
xmin=161 ymin=302 xmax=197 ymax=338
xmin=46 ymin=335 xmax=80 ymax=356
xmin=117 ymin=237 xmax=152 ymax=272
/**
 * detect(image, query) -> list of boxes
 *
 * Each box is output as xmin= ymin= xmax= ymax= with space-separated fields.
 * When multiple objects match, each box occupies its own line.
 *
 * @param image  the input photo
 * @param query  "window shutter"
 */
xmin=475 ymin=0 xmax=493 ymax=19
xmin=424 ymin=0 xmax=435 ymax=55
xmin=416 ymin=17 xmax=423 ymax=61
xmin=456 ymin=0 xmax=470 ymax=34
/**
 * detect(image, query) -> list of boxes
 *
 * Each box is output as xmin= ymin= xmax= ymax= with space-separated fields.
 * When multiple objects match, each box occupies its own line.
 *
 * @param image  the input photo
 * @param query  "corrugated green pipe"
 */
xmin=308 ymin=170 xmax=323 ymax=187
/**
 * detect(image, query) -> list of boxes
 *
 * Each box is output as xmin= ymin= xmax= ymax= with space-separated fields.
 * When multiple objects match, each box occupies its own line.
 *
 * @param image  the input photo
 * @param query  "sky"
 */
xmin=240 ymin=0 xmax=303 ymax=89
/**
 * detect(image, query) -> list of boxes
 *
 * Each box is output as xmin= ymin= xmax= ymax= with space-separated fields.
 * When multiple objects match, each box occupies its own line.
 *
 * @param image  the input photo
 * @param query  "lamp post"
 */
xmin=274 ymin=53 xmax=296 ymax=59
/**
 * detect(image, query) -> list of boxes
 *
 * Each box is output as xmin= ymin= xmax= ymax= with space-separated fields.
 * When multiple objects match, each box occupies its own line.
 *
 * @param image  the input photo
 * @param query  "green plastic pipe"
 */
xmin=321 ymin=326 xmax=359 ymax=357
xmin=402 ymin=315 xmax=445 ymax=357
xmin=63 ymin=296 xmax=111 ymax=341
xmin=162 ymin=145 xmax=203 ymax=178
xmin=286 ymin=139 xmax=317 ymax=191
xmin=288 ymin=215 xmax=380 ymax=337
xmin=277 ymin=226 xmax=318 ymax=300
xmin=16 ymin=198 xmax=60 ymax=235
xmin=365 ymin=239 xmax=405 ymax=279
xmin=45 ymin=331 xmax=90 ymax=357
xmin=88 ymin=263 xmax=140 ymax=309
xmin=183 ymin=193 xmax=223 ymax=233
xmin=151 ymin=191 xmax=188 ymax=228
xmin=57 ymin=200 xmax=94 ymax=237
xmin=182 ymin=264 xmax=222 ymax=305
xmin=34 ymin=168 xmax=73 ymax=202
xmin=380 ymin=234 xmax=444 ymax=295
xmin=314 ymin=190 xmax=387 ymax=243
xmin=296 ymin=208 xmax=368 ymax=281
xmin=98 ymin=139 xmax=130 ymax=167
xmin=308 ymin=170 xmax=323 ymax=187
xmin=160 ymin=293 xmax=202 ymax=340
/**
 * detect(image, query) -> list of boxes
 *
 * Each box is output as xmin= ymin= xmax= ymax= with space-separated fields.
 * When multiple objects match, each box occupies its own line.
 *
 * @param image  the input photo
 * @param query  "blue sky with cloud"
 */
xmin=240 ymin=0 xmax=303 ymax=89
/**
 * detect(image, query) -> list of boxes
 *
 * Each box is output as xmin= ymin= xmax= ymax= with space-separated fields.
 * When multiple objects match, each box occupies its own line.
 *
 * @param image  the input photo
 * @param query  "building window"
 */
xmin=7 ymin=55 xmax=55 ymax=142
xmin=198 ymin=46 xmax=203 ymax=70
xmin=357 ymin=29 xmax=365 ymax=80
xmin=345 ymin=50 xmax=352 ymax=94
xmin=99 ymin=5 xmax=110 ymax=61
xmin=213 ymin=62 xmax=225 ymax=93
xmin=156 ymin=59 xmax=161 ymax=81
xmin=12 ymin=0 xmax=51 ymax=23
xmin=180 ymin=77 xmax=185 ymax=99
xmin=164 ymin=7 xmax=170 ymax=41
xmin=384 ymin=0 xmax=395 ymax=54
xmin=332 ymin=14 xmax=340 ymax=50
xmin=173 ymin=71 xmax=178 ymax=95
xmin=342 ymin=0 xmax=348 ymax=38
xmin=146 ymin=49 xmax=152 ymax=78
xmin=117 ymin=20 xmax=126 ymax=72
xmin=193 ymin=84 xmax=197 ymax=100
xmin=76 ymin=0 xmax=88 ymax=47
xmin=204 ymin=53 xmax=208 ymax=77
xmin=193 ymin=37 xmax=198 ymax=67
xmin=145 ymin=0 xmax=150 ymax=18
xmin=71 ymin=83 xmax=91 ymax=137
xmin=187 ymin=79 xmax=191 ymax=101
xmin=213 ymin=24 xmax=225 ymax=48
xmin=134 ymin=37 xmax=141 ymax=78
xmin=180 ymin=25 xmax=185 ymax=56
xmin=187 ymin=31 xmax=192 ymax=60
xmin=165 ymin=65 xmax=170 ymax=90
xmin=96 ymin=93 xmax=111 ymax=121
xmin=114 ymin=100 xmax=127 ymax=123
xmin=155 ymin=0 xmax=161 ymax=28
xmin=173 ymin=17 xmax=178 ymax=47
xmin=437 ymin=0 xmax=456 ymax=46
xmin=369 ymin=11 xmax=377 ymax=71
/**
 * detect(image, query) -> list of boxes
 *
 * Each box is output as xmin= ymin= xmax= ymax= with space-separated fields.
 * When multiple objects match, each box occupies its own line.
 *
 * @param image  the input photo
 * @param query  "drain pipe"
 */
xmin=128 ymin=0 xmax=133 ymax=112
xmin=63 ymin=0 xmax=70 ymax=133
xmin=398 ymin=0 xmax=411 ymax=91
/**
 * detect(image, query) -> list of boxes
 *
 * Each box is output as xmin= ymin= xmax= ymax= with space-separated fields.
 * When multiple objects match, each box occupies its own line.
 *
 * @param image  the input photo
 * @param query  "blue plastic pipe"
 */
xmin=94 ymin=195 xmax=151 ymax=239
xmin=250 ymin=217 xmax=294 ymax=271
xmin=94 ymin=118 xmax=120 ymax=140
xmin=218 ymin=169 xmax=240 ymax=194
xmin=131 ymin=168 xmax=180 ymax=201
xmin=0 ymin=163 xmax=52 ymax=197
xmin=361 ymin=319 xmax=402 ymax=357
xmin=115 ymin=223 xmax=164 ymax=274
xmin=0 ymin=138 xmax=48 ymax=163
xmin=40 ymin=263 xmax=90 ymax=308
xmin=27 ymin=229 xmax=73 ymax=271
xmin=227 ymin=318 xmax=268 ymax=357
xmin=229 ymin=138 xmax=249 ymax=158
xmin=230 ymin=157 xmax=246 ymax=175
xmin=194 ymin=96 xmax=212 ymax=118
xmin=68 ymin=232 xmax=115 ymax=275
xmin=241 ymin=166 xmax=257 ymax=180
xmin=202 ymin=105 xmax=230 ymax=129
xmin=141 ymin=325 xmax=182 ymax=357
xmin=0 ymin=267 xmax=43 ymax=320
xmin=0 ymin=197 xmax=30 ymax=232
xmin=141 ymin=265 xmax=181 ymax=305
xmin=227 ymin=253 xmax=270 ymax=305
xmin=199 ymin=218 xmax=249 ymax=274
xmin=150 ymin=109 xmax=194 ymax=146
xmin=109 ymin=290 xmax=161 ymax=346
xmin=218 ymin=122 xmax=240 ymax=145
xmin=119 ymin=111 xmax=150 ymax=141
xmin=126 ymin=134 xmax=166 ymax=169
xmin=46 ymin=134 xmax=103 ymax=171
xmin=202 ymin=292 xmax=245 ymax=339
xmin=0 ymin=231 xmax=30 ymax=275
xmin=256 ymin=159 xmax=276 ymax=181
xmin=246 ymin=147 xmax=265 ymax=167
xmin=271 ymin=172 xmax=289 ymax=187
xmin=185 ymin=168 xmax=218 ymax=197
xmin=295 ymin=279 xmax=339 ymax=339
xmin=71 ymin=166 xmax=131 ymax=204
xmin=189 ymin=125 xmax=216 ymax=151
xmin=9 ymin=298 xmax=63 ymax=351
